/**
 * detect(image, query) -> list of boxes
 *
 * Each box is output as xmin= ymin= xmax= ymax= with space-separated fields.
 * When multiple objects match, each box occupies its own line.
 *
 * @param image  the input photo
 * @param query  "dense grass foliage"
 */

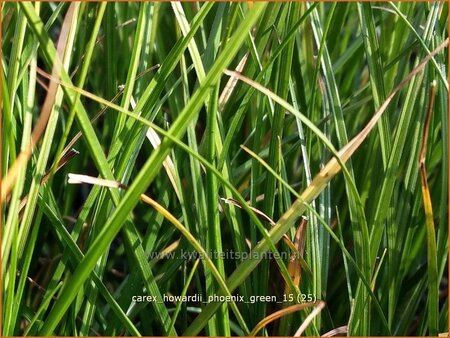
xmin=1 ymin=2 xmax=448 ymax=336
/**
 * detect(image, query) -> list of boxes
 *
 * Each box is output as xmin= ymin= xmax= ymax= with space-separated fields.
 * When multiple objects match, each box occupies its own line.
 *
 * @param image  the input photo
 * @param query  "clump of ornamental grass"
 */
xmin=1 ymin=2 xmax=448 ymax=336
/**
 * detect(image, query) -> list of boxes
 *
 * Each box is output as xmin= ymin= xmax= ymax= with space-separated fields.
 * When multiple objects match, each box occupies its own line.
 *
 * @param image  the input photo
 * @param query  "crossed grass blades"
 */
xmin=2 ymin=2 xmax=448 ymax=336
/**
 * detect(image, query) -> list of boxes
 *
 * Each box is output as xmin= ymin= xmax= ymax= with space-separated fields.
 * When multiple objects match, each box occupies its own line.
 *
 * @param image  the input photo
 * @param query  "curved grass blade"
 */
xmin=418 ymin=80 xmax=439 ymax=336
xmin=31 ymin=4 xmax=267 ymax=334
xmin=67 ymin=173 xmax=250 ymax=334
xmin=182 ymin=39 xmax=447 ymax=336
xmin=250 ymin=302 xmax=324 ymax=336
